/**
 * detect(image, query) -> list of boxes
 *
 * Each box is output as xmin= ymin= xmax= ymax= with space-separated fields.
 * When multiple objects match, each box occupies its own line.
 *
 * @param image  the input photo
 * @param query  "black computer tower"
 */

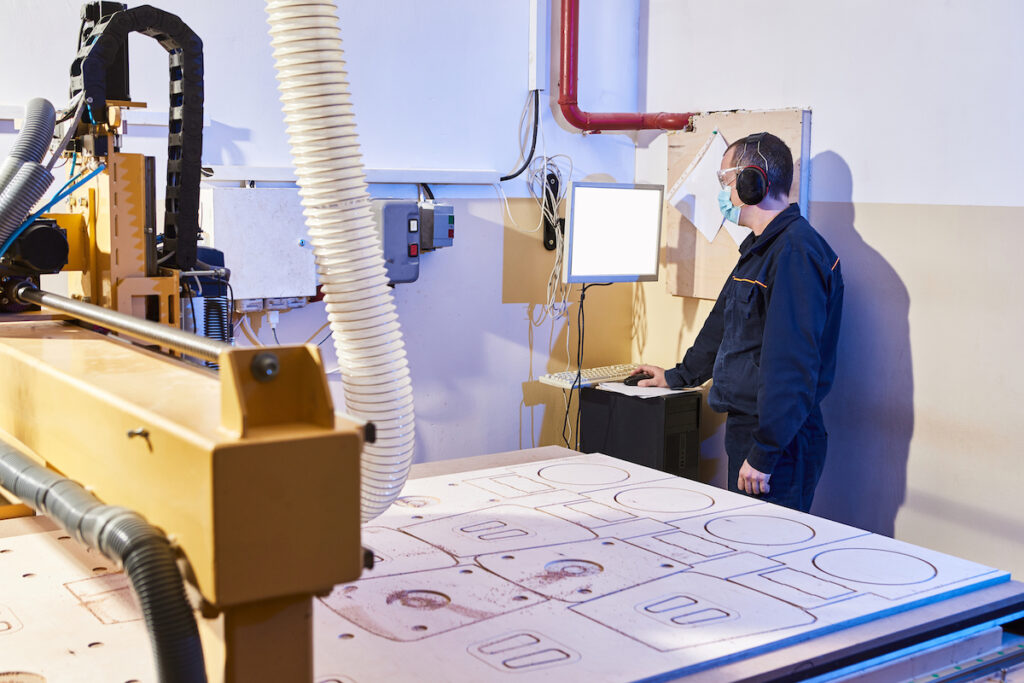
xmin=579 ymin=388 xmax=701 ymax=480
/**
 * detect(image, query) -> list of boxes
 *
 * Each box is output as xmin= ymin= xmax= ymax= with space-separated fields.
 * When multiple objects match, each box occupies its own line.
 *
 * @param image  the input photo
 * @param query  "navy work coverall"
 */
xmin=664 ymin=204 xmax=844 ymax=512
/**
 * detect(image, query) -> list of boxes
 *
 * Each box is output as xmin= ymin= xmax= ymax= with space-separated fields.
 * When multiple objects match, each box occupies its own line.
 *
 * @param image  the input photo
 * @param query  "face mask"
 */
xmin=718 ymin=187 xmax=742 ymax=224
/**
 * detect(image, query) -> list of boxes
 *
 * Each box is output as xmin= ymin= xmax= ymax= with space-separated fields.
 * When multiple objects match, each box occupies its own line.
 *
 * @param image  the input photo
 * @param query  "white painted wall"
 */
xmin=638 ymin=0 xmax=1024 ymax=575
xmin=0 ymin=0 xmax=641 ymax=462
xmin=637 ymin=0 xmax=1023 ymax=207
xmin=0 ymin=0 xmax=636 ymax=192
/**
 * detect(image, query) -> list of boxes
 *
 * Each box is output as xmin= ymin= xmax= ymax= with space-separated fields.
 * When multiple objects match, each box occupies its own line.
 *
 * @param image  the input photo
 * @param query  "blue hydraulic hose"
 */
xmin=0 ymin=163 xmax=105 ymax=258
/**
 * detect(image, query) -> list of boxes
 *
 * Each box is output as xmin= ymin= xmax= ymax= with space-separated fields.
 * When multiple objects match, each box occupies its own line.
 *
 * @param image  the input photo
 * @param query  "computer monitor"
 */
xmin=564 ymin=182 xmax=664 ymax=283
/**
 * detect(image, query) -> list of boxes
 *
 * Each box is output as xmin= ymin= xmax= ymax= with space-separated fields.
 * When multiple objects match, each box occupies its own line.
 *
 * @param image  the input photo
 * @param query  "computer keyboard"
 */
xmin=538 ymin=363 xmax=639 ymax=390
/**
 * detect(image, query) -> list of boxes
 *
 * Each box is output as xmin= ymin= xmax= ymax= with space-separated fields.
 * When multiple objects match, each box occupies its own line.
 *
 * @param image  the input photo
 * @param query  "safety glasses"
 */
xmin=716 ymin=166 xmax=745 ymax=189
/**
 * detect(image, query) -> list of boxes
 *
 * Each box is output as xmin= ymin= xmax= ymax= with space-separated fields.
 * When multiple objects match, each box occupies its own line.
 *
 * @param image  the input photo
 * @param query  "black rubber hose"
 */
xmin=0 ymin=98 xmax=56 ymax=194
xmin=104 ymin=514 xmax=208 ymax=683
xmin=0 ymin=443 xmax=207 ymax=682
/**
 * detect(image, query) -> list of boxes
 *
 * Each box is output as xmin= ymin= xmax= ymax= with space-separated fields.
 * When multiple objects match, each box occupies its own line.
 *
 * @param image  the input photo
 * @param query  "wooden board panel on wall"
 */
xmin=666 ymin=109 xmax=810 ymax=300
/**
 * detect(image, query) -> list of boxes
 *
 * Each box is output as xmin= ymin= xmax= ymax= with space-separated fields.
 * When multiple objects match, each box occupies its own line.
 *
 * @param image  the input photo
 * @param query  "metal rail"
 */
xmin=13 ymin=282 xmax=230 ymax=361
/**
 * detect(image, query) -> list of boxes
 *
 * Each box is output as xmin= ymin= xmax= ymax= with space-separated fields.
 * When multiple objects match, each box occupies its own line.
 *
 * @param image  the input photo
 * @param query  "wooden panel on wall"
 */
xmin=501 ymin=198 xmax=632 ymax=450
xmin=665 ymin=109 xmax=810 ymax=300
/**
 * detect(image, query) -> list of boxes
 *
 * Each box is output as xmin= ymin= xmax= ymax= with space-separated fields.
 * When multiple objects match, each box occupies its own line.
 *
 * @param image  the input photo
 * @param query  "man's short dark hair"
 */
xmin=727 ymin=133 xmax=793 ymax=201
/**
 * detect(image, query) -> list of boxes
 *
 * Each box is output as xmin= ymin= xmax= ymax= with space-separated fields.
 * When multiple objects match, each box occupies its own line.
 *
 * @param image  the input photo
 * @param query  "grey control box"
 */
xmin=371 ymin=199 xmax=455 ymax=285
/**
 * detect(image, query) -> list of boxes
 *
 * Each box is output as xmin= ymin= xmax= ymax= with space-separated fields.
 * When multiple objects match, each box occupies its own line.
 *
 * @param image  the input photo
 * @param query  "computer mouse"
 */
xmin=624 ymin=372 xmax=653 ymax=386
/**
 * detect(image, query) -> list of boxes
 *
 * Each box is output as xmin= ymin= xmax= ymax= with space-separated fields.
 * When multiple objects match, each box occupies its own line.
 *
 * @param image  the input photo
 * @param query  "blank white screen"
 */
xmin=566 ymin=185 xmax=663 ymax=283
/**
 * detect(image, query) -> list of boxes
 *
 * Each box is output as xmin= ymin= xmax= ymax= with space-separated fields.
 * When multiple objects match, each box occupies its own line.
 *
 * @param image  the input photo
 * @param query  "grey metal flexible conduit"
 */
xmin=0 ymin=98 xmax=55 ymax=193
xmin=0 ymin=442 xmax=207 ymax=682
xmin=0 ymin=99 xmax=56 ymax=246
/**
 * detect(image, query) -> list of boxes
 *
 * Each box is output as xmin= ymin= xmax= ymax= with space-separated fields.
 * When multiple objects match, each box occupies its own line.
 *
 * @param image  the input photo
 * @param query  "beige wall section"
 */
xmin=632 ymin=233 xmax=730 ymax=487
xmin=810 ymin=197 xmax=1024 ymax=578
xmin=636 ymin=186 xmax=1024 ymax=577
xmin=502 ymin=198 xmax=633 ymax=448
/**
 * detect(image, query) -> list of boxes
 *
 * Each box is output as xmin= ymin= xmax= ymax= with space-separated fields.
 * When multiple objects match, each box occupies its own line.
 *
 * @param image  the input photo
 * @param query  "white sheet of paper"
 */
xmin=596 ymin=382 xmax=688 ymax=398
xmin=668 ymin=131 xmax=730 ymax=243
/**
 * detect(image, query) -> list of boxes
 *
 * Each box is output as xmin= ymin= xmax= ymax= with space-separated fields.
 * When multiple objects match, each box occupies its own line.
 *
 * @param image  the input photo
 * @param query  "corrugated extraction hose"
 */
xmin=0 ymin=98 xmax=56 ymax=245
xmin=265 ymin=0 xmax=415 ymax=521
xmin=0 ymin=98 xmax=55 ymax=194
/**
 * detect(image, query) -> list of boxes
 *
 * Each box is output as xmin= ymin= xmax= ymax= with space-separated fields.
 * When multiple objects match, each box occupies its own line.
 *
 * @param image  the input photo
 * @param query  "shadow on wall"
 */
xmin=809 ymin=151 xmax=913 ymax=537
xmin=205 ymin=120 xmax=252 ymax=165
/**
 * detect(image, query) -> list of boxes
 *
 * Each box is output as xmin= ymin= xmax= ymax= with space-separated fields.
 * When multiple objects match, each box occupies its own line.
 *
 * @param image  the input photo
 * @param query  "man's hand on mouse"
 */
xmin=632 ymin=365 xmax=668 ymax=388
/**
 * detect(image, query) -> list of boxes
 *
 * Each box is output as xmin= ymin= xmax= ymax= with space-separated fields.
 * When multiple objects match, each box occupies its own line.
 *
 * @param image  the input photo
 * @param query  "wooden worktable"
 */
xmin=2 ymin=446 xmax=1023 ymax=682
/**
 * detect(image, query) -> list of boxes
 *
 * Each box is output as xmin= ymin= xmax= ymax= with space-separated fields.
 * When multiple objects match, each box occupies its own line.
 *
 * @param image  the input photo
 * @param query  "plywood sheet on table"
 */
xmin=0 ymin=452 xmax=1010 ymax=682
xmin=0 ymin=518 xmax=154 ymax=681
xmin=314 ymin=453 xmax=1007 ymax=682
xmin=666 ymin=109 xmax=809 ymax=300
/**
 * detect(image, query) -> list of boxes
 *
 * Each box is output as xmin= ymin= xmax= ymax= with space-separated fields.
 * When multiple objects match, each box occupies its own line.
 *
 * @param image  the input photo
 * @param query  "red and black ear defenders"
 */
xmin=736 ymin=132 xmax=770 ymax=206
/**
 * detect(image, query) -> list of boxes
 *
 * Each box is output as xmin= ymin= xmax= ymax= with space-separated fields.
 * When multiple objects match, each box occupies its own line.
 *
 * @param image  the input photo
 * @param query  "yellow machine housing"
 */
xmin=0 ymin=124 xmax=365 ymax=681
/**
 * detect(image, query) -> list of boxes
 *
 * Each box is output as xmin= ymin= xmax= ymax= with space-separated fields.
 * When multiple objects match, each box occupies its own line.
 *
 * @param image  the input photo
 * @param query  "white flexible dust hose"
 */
xmin=266 ymin=0 xmax=415 ymax=521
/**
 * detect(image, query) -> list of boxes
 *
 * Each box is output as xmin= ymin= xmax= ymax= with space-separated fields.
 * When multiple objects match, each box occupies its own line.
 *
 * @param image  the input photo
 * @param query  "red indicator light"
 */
xmin=408 ymin=243 xmax=418 ymax=257
xmin=448 ymin=228 xmax=454 ymax=238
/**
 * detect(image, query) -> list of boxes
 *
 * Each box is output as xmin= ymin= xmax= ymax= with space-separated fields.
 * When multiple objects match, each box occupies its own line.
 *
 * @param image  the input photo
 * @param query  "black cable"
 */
xmin=560 ymin=285 xmax=589 ymax=450
xmin=212 ymin=277 xmax=234 ymax=342
xmin=272 ymin=327 xmax=281 ymax=345
xmin=500 ymin=89 xmax=540 ymax=182
xmin=562 ymin=286 xmax=589 ymax=449
xmin=574 ymin=287 xmax=586 ymax=450
xmin=561 ymin=388 xmax=572 ymax=448
xmin=316 ymin=329 xmax=333 ymax=346
xmin=419 ymin=183 xmax=434 ymax=200
xmin=567 ymin=283 xmax=612 ymax=451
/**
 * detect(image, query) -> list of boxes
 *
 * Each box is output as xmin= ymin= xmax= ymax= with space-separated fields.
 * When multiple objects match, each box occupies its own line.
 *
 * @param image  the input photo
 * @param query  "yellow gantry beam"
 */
xmin=0 ymin=320 xmax=364 ymax=606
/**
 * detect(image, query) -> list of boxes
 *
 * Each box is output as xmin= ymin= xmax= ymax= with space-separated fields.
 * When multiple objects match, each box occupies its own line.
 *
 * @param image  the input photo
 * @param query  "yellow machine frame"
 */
xmin=0 ymin=126 xmax=365 ymax=681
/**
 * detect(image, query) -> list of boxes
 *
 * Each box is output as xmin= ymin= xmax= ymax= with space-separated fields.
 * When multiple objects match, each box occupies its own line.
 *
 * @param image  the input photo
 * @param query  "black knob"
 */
xmin=250 ymin=352 xmax=279 ymax=382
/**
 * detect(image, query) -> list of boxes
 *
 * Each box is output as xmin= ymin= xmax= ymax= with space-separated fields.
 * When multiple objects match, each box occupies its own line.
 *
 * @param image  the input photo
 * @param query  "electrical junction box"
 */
xmin=199 ymin=187 xmax=317 ymax=300
xmin=370 ymin=199 xmax=455 ymax=285
xmin=429 ymin=202 xmax=455 ymax=249
xmin=371 ymin=200 xmax=420 ymax=285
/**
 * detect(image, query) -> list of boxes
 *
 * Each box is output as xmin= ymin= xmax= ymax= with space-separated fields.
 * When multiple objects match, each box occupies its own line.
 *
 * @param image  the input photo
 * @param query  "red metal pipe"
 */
xmin=558 ymin=0 xmax=693 ymax=133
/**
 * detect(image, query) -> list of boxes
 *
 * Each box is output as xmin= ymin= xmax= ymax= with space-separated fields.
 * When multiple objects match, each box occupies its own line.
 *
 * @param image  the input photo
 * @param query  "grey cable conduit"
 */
xmin=0 ymin=442 xmax=207 ymax=682
xmin=0 ymin=98 xmax=55 ymax=193
xmin=0 ymin=99 xmax=56 ymax=246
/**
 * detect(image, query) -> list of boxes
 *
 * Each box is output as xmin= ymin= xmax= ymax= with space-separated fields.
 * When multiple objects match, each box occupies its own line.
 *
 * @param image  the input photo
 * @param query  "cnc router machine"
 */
xmin=0 ymin=4 xmax=368 ymax=681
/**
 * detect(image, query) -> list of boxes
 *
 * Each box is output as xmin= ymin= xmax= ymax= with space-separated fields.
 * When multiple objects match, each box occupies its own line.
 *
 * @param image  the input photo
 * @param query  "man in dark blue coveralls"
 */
xmin=633 ymin=132 xmax=843 ymax=513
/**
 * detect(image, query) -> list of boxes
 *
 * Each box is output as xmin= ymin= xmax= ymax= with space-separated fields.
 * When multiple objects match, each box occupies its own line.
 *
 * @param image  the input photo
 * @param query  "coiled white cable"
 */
xmin=266 ymin=0 xmax=415 ymax=521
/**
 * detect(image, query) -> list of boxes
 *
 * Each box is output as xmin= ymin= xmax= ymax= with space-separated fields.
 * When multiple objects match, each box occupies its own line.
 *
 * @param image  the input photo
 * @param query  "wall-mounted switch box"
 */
xmin=371 ymin=200 xmax=421 ymax=285
xmin=371 ymin=199 xmax=456 ymax=285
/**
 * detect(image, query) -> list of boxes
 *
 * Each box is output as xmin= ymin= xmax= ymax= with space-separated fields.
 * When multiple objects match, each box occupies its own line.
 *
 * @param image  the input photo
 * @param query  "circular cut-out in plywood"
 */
xmin=385 ymin=590 xmax=452 ymax=610
xmin=812 ymin=548 xmax=938 ymax=585
xmin=537 ymin=463 xmax=630 ymax=486
xmin=614 ymin=487 xmax=714 ymax=514
xmin=394 ymin=496 xmax=440 ymax=508
xmin=704 ymin=515 xmax=815 ymax=546
xmin=544 ymin=559 xmax=603 ymax=578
